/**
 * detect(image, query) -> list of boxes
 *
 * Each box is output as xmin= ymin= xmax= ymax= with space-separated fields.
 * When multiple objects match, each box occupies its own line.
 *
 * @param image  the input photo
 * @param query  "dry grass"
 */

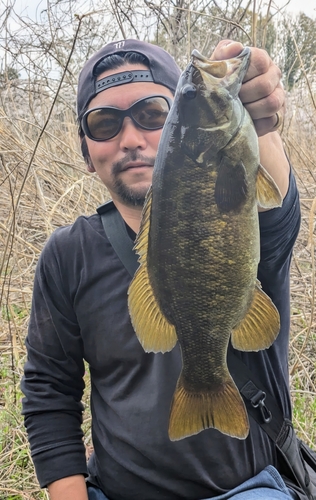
xmin=0 ymin=79 xmax=315 ymax=500
xmin=283 ymin=85 xmax=316 ymax=448
xmin=0 ymin=89 xmax=108 ymax=499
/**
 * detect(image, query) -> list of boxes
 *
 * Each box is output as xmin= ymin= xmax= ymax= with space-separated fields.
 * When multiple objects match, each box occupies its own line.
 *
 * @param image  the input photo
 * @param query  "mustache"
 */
xmin=112 ymin=152 xmax=155 ymax=175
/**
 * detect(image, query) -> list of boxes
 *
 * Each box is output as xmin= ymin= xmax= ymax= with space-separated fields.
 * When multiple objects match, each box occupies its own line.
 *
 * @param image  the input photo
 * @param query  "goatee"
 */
xmin=112 ymin=152 xmax=155 ymax=207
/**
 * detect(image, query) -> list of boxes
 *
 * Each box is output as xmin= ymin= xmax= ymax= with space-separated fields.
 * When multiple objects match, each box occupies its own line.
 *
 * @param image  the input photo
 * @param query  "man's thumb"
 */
xmin=210 ymin=39 xmax=245 ymax=61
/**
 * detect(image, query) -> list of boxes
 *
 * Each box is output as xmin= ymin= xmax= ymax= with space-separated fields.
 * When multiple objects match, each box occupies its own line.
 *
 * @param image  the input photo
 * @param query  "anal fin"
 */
xmin=231 ymin=280 xmax=280 ymax=351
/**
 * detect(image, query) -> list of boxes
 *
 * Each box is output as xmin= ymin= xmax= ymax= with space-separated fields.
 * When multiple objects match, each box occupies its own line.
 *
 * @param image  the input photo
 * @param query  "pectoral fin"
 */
xmin=128 ymin=187 xmax=177 ymax=353
xmin=215 ymin=157 xmax=248 ymax=212
xmin=169 ymin=374 xmax=249 ymax=440
xmin=256 ymin=164 xmax=283 ymax=209
xmin=231 ymin=280 xmax=280 ymax=351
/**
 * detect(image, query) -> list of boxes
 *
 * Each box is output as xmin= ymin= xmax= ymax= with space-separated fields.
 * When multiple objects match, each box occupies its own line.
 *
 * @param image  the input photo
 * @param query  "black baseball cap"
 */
xmin=77 ymin=39 xmax=181 ymax=119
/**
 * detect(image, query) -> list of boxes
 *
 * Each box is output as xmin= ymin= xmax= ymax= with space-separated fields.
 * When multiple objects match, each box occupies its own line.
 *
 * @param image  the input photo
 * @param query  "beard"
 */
xmin=111 ymin=152 xmax=155 ymax=207
xmin=111 ymin=177 xmax=149 ymax=207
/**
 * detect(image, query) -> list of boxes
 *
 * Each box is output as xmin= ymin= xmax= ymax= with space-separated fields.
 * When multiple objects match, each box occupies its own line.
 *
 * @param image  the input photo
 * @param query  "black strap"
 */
xmin=227 ymin=349 xmax=286 ymax=444
xmin=97 ymin=200 xmax=139 ymax=277
xmin=226 ymin=350 xmax=316 ymax=498
xmin=96 ymin=70 xmax=154 ymax=94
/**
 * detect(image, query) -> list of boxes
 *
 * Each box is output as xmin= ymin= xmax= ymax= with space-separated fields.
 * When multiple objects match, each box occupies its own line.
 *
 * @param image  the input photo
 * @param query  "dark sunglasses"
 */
xmin=81 ymin=95 xmax=173 ymax=141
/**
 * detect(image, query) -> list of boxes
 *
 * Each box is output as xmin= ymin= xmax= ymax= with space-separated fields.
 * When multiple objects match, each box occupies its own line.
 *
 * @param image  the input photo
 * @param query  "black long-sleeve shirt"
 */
xmin=21 ymin=171 xmax=300 ymax=500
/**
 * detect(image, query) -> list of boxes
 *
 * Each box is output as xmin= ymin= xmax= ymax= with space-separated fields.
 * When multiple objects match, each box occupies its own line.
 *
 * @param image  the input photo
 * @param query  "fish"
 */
xmin=128 ymin=47 xmax=282 ymax=441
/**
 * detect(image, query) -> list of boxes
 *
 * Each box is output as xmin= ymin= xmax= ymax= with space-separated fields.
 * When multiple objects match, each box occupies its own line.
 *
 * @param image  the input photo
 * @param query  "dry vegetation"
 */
xmin=0 ymin=1 xmax=315 ymax=498
xmin=283 ymin=86 xmax=316 ymax=448
xmin=0 ymin=85 xmax=107 ymax=499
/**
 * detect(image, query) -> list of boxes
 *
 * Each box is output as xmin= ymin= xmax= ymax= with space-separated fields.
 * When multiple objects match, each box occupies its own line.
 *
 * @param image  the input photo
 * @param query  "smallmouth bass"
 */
xmin=128 ymin=47 xmax=282 ymax=440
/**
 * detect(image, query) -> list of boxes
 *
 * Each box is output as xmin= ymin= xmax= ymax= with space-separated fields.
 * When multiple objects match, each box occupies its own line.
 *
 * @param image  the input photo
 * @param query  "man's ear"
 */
xmin=80 ymin=136 xmax=95 ymax=172
xmin=86 ymin=158 xmax=96 ymax=173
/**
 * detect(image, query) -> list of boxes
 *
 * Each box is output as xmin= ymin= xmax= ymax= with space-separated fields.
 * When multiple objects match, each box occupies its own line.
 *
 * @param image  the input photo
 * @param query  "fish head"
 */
xmin=174 ymin=47 xmax=251 ymax=163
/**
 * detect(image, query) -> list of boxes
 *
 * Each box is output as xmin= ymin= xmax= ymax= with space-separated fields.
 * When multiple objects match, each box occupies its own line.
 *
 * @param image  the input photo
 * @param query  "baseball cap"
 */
xmin=77 ymin=39 xmax=181 ymax=119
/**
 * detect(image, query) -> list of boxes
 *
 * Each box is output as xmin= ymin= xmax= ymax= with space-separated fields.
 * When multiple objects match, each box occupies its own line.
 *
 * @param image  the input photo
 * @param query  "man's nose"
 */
xmin=118 ymin=117 xmax=147 ymax=151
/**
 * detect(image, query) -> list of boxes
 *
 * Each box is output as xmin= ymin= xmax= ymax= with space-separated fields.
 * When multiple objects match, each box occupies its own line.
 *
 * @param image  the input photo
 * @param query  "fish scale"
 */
xmin=128 ymin=47 xmax=283 ymax=440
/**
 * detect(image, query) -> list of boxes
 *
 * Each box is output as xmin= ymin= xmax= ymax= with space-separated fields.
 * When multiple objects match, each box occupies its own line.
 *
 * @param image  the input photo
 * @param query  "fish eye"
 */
xmin=181 ymin=84 xmax=197 ymax=100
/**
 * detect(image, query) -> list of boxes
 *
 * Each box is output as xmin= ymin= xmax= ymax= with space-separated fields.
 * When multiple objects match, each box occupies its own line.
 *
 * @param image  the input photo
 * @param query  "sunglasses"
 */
xmin=81 ymin=95 xmax=173 ymax=141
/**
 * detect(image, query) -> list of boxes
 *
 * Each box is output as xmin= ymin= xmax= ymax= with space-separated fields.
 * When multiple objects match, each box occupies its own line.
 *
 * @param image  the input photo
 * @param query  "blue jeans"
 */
xmin=87 ymin=465 xmax=297 ymax=499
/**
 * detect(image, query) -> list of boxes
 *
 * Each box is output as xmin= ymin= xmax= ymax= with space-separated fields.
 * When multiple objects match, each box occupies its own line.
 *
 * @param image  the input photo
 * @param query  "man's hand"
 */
xmin=210 ymin=40 xmax=285 ymax=137
xmin=210 ymin=39 xmax=289 ymax=199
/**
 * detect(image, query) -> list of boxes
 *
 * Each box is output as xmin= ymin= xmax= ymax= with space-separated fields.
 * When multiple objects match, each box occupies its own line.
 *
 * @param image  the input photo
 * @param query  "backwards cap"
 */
xmin=77 ymin=39 xmax=181 ymax=119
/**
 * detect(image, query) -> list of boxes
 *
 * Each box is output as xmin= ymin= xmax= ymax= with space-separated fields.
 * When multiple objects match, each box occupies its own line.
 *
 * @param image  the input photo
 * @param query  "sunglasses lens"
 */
xmin=83 ymin=96 xmax=171 ymax=141
xmin=86 ymin=108 xmax=121 ymax=140
xmin=132 ymin=97 xmax=170 ymax=130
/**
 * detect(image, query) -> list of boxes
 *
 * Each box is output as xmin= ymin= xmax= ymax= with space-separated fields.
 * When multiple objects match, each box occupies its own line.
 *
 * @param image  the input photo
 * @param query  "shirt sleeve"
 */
xmin=21 ymin=229 xmax=88 ymax=488
xmin=258 ymin=167 xmax=301 ymax=271
xmin=257 ymin=167 xmax=301 ymax=357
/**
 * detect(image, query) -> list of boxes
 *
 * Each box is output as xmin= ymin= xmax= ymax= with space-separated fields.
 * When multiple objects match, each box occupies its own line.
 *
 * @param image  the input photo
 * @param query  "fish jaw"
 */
xmin=191 ymin=47 xmax=251 ymax=98
xmin=171 ymin=49 xmax=251 ymax=163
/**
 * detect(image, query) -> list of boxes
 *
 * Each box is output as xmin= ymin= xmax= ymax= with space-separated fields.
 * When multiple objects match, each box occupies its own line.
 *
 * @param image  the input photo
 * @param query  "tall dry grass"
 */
xmin=0 ymin=85 xmax=108 ymax=498
xmin=283 ymin=84 xmax=316 ymax=448
xmin=0 ymin=55 xmax=315 ymax=500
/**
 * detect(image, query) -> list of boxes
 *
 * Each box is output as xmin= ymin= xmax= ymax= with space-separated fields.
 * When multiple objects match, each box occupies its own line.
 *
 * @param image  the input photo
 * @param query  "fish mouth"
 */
xmin=191 ymin=47 xmax=251 ymax=79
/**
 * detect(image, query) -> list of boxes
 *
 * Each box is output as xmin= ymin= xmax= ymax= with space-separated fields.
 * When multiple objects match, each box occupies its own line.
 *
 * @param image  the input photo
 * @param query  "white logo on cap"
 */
xmin=114 ymin=41 xmax=125 ymax=49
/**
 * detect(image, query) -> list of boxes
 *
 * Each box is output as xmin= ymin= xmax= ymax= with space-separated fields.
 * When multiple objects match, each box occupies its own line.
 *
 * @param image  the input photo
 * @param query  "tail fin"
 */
xmin=168 ymin=375 xmax=249 ymax=441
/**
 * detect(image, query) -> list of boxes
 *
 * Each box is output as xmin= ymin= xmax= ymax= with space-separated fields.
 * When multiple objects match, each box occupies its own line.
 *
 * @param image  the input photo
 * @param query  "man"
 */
xmin=21 ymin=38 xmax=301 ymax=500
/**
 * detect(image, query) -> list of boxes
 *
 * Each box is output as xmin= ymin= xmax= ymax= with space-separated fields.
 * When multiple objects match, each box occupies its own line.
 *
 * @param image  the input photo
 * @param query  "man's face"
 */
xmin=83 ymin=63 xmax=174 ymax=207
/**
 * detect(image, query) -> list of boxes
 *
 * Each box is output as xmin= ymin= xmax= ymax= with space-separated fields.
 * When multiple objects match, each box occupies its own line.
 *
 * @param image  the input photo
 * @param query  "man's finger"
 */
xmin=210 ymin=39 xmax=244 ymax=61
xmin=242 ymin=47 xmax=272 ymax=83
xmin=239 ymin=70 xmax=281 ymax=104
xmin=243 ymin=85 xmax=285 ymax=121
xmin=252 ymin=112 xmax=284 ymax=137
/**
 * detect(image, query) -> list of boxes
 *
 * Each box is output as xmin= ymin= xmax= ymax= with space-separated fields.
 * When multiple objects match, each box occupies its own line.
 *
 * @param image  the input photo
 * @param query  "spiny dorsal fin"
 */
xmin=133 ymin=185 xmax=153 ymax=259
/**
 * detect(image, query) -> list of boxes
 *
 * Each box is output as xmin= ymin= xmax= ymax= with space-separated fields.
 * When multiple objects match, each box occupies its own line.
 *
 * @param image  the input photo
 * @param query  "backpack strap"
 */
xmin=227 ymin=349 xmax=284 ymax=441
xmin=227 ymin=350 xmax=315 ymax=499
xmin=97 ymin=200 xmax=139 ymax=277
